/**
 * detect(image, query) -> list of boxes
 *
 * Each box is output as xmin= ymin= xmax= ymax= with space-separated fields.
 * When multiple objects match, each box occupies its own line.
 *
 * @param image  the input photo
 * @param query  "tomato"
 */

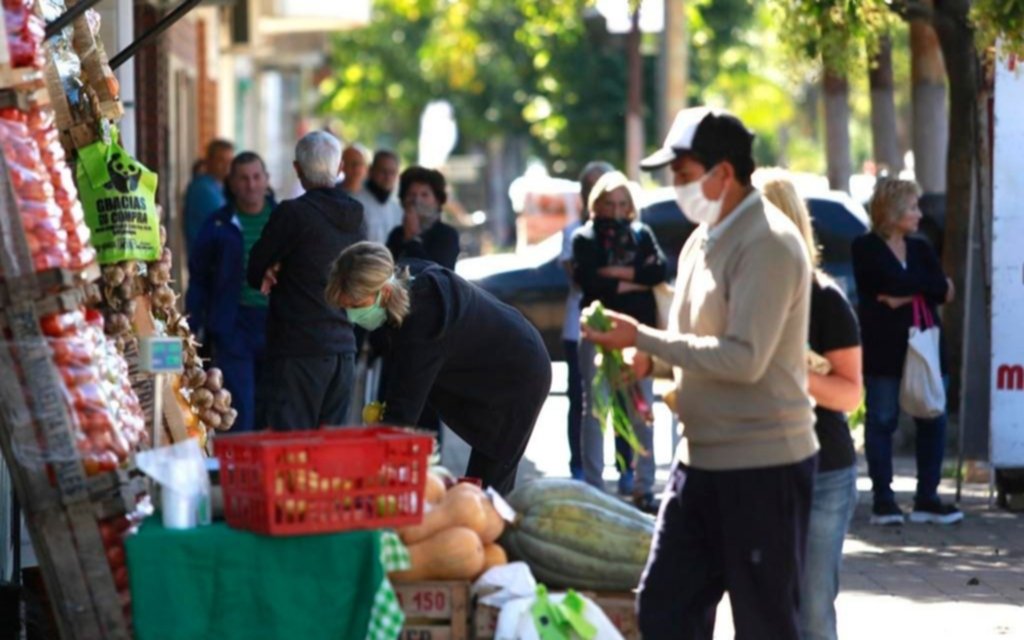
xmin=105 ymin=544 xmax=126 ymax=569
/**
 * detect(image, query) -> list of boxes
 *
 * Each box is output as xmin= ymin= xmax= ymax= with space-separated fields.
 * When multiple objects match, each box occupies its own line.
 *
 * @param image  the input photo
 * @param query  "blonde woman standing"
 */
xmin=325 ymin=242 xmax=551 ymax=494
xmin=851 ymin=178 xmax=961 ymax=526
xmin=764 ymin=177 xmax=861 ymax=640
xmin=571 ymin=170 xmax=666 ymax=512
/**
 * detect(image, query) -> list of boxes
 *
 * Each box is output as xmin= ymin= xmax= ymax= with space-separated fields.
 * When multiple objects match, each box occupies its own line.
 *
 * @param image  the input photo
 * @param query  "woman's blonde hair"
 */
xmin=869 ymin=178 xmax=920 ymax=238
xmin=587 ymin=170 xmax=640 ymax=221
xmin=762 ymin=175 xmax=820 ymax=267
xmin=325 ymin=242 xmax=412 ymax=326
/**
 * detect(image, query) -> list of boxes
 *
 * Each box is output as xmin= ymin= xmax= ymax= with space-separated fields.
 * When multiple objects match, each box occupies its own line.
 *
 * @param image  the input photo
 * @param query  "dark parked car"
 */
xmin=457 ymin=189 xmax=869 ymax=360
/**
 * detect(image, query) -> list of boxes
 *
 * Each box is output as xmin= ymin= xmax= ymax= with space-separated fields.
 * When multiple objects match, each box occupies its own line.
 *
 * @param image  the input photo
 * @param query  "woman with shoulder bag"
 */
xmin=851 ymin=178 xmax=962 ymax=526
xmin=572 ymin=170 xmax=667 ymax=512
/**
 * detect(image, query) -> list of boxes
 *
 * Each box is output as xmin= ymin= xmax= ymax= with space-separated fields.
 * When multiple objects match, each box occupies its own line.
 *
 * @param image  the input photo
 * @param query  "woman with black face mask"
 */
xmin=386 ymin=166 xmax=460 ymax=270
xmin=571 ymin=170 xmax=667 ymax=512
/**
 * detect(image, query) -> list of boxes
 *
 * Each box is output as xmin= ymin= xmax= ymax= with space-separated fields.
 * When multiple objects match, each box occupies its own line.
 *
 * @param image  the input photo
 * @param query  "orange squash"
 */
xmin=424 ymin=473 xmax=446 ymax=505
xmin=389 ymin=526 xmax=485 ymax=582
xmin=478 ymin=498 xmax=505 ymax=544
xmin=400 ymin=483 xmax=488 ymax=544
xmin=481 ymin=543 xmax=508 ymax=574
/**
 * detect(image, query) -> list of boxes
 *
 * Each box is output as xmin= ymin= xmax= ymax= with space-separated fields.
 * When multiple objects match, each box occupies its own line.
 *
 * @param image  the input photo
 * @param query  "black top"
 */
xmin=571 ymin=219 xmax=667 ymax=327
xmin=386 ymin=220 xmax=460 ymax=270
xmin=247 ymin=187 xmax=365 ymax=357
xmin=809 ymin=276 xmax=860 ymax=472
xmin=851 ymin=233 xmax=949 ymax=377
xmin=379 ymin=261 xmax=552 ymax=460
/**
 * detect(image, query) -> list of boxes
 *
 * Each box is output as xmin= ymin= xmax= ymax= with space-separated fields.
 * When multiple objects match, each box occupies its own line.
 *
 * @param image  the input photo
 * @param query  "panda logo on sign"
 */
xmin=104 ymin=152 xmax=142 ymax=194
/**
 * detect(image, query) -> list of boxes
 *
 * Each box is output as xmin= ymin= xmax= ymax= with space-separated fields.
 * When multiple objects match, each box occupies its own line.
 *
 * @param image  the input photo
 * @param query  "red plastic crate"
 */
xmin=214 ymin=427 xmax=433 ymax=536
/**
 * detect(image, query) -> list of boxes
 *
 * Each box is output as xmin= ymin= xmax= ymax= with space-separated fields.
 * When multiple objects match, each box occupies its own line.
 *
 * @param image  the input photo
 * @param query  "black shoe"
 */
xmin=910 ymin=499 xmax=964 ymax=525
xmin=870 ymin=501 xmax=905 ymax=526
xmin=632 ymin=492 xmax=660 ymax=515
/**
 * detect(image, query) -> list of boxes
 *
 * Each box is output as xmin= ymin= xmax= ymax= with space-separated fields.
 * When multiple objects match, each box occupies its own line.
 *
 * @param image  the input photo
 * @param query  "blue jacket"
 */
xmin=186 ymin=201 xmax=272 ymax=338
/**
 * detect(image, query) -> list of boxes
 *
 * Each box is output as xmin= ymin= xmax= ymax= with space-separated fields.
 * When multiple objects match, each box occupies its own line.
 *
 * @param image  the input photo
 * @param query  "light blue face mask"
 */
xmin=346 ymin=290 xmax=387 ymax=331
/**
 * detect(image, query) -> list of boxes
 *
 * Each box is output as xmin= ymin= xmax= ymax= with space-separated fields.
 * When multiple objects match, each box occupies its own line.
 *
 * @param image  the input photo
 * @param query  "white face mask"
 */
xmin=674 ymin=167 xmax=725 ymax=226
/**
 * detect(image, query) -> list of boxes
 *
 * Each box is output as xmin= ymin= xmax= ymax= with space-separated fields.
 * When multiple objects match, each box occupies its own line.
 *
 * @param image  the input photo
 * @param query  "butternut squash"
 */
xmin=424 ymin=473 xmax=446 ymax=505
xmin=478 ymin=498 xmax=505 ymax=544
xmin=399 ymin=483 xmax=488 ymax=544
xmin=389 ymin=526 xmax=485 ymax=582
xmin=481 ymin=543 xmax=508 ymax=573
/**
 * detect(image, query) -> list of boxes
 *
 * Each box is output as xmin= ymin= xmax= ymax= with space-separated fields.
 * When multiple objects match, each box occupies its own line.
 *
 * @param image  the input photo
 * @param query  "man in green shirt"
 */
xmin=186 ymin=152 xmax=274 ymax=431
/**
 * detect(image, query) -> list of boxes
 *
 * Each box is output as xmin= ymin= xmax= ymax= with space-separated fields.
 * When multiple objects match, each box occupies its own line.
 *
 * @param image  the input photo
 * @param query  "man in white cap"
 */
xmin=583 ymin=107 xmax=818 ymax=639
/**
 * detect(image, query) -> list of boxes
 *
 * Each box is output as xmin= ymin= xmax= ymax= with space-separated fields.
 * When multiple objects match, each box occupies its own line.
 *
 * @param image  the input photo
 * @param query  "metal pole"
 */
xmin=43 ymin=0 xmax=105 ymax=40
xmin=109 ymin=0 xmax=204 ymax=70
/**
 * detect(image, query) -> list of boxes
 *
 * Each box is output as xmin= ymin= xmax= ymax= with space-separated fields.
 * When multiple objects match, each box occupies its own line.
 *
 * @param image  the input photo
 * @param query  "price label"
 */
xmin=139 ymin=336 xmax=184 ymax=373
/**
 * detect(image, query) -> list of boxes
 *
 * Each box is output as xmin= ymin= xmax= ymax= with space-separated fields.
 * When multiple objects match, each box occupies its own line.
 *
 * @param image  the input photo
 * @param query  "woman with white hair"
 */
xmin=325 ymin=242 xmax=552 ymax=494
xmin=572 ymin=170 xmax=666 ymax=512
xmin=247 ymin=130 xmax=366 ymax=430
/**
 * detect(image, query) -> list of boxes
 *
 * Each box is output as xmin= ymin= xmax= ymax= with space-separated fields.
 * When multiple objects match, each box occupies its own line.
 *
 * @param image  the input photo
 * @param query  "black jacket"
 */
xmin=386 ymin=221 xmax=460 ymax=270
xmin=379 ymin=261 xmax=552 ymax=459
xmin=851 ymin=232 xmax=949 ymax=377
xmin=247 ymin=187 xmax=365 ymax=357
xmin=572 ymin=219 xmax=667 ymax=328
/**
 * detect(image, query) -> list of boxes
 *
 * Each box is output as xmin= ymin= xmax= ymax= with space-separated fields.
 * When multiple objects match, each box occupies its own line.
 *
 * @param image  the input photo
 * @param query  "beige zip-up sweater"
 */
xmin=636 ymin=190 xmax=818 ymax=470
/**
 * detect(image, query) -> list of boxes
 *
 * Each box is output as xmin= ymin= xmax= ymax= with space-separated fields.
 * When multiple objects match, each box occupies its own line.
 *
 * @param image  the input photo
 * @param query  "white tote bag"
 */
xmin=899 ymin=296 xmax=946 ymax=418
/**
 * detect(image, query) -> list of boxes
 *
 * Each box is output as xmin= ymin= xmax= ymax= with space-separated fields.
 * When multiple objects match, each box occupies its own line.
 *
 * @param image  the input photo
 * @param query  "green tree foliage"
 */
xmin=320 ymin=0 xmax=660 ymax=176
xmin=766 ymin=0 xmax=897 ymax=74
xmin=969 ymin=0 xmax=1024 ymax=58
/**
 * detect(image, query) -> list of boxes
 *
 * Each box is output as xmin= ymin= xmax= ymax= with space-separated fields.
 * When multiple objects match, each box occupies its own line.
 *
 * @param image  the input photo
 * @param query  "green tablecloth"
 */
xmin=125 ymin=520 xmax=383 ymax=640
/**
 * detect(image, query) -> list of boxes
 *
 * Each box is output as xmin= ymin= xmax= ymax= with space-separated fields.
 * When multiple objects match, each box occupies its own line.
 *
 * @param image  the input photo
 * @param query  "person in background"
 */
xmin=585 ymin=107 xmax=817 ymax=639
xmin=247 ymin=131 xmax=365 ymax=430
xmin=852 ymin=178 xmax=962 ymax=526
xmin=572 ymin=170 xmax=666 ymax=512
xmin=562 ymin=160 xmax=614 ymax=480
xmin=764 ymin=176 xmax=861 ymax=640
xmin=340 ymin=143 xmax=370 ymax=195
xmin=386 ymin=166 xmax=460 ymax=270
xmin=353 ymin=150 xmax=403 ymax=245
xmin=186 ymin=152 xmax=275 ymax=432
xmin=184 ymin=139 xmax=234 ymax=251
xmin=326 ymin=242 xmax=551 ymax=494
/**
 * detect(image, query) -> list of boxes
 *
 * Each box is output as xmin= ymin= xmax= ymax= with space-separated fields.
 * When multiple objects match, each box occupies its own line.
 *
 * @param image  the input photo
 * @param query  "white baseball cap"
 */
xmin=640 ymin=106 xmax=755 ymax=171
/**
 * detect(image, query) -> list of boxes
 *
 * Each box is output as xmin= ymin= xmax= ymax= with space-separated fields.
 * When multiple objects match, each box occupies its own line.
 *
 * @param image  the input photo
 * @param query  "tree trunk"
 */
xmin=659 ymin=0 xmax=687 ymax=182
xmin=823 ymin=66 xmax=852 ymax=192
xmin=625 ymin=7 xmax=644 ymax=181
xmin=485 ymin=136 xmax=512 ymax=249
xmin=869 ymin=35 xmax=903 ymax=175
xmin=910 ymin=15 xmax=948 ymax=194
xmin=930 ymin=0 xmax=982 ymax=416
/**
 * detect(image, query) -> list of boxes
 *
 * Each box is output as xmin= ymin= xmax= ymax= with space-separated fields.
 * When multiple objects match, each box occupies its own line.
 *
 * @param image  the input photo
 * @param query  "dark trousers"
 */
xmin=265 ymin=353 xmax=355 ymax=431
xmin=212 ymin=306 xmax=267 ymax=432
xmin=563 ymin=339 xmax=583 ymax=477
xmin=637 ymin=456 xmax=817 ymax=640
xmin=864 ymin=375 xmax=947 ymax=507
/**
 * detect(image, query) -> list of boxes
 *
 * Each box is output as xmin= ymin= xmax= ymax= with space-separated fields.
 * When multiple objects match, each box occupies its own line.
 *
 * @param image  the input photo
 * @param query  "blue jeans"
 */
xmin=212 ymin=306 xmax=268 ymax=432
xmin=864 ymin=375 xmax=947 ymax=506
xmin=799 ymin=465 xmax=857 ymax=640
xmin=564 ymin=340 xmax=584 ymax=478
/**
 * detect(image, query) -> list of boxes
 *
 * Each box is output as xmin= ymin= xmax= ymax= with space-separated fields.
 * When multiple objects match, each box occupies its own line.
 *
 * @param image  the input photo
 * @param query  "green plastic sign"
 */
xmin=77 ymin=129 xmax=160 ymax=264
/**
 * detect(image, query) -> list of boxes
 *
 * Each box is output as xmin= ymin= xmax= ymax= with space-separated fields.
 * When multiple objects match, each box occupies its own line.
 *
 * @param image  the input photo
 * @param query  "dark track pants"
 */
xmin=637 ymin=456 xmax=817 ymax=640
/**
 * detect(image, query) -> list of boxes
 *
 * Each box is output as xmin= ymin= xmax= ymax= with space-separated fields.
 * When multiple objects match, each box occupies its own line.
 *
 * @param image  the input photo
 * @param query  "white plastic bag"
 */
xmin=494 ymin=589 xmax=624 ymax=640
xmin=900 ymin=297 xmax=946 ymax=419
xmin=136 ymin=439 xmax=211 ymax=529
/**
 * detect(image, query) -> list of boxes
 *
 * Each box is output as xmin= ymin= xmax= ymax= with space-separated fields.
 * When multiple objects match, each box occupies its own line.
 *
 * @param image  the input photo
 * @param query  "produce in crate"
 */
xmin=500 ymin=478 xmax=654 ymax=591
